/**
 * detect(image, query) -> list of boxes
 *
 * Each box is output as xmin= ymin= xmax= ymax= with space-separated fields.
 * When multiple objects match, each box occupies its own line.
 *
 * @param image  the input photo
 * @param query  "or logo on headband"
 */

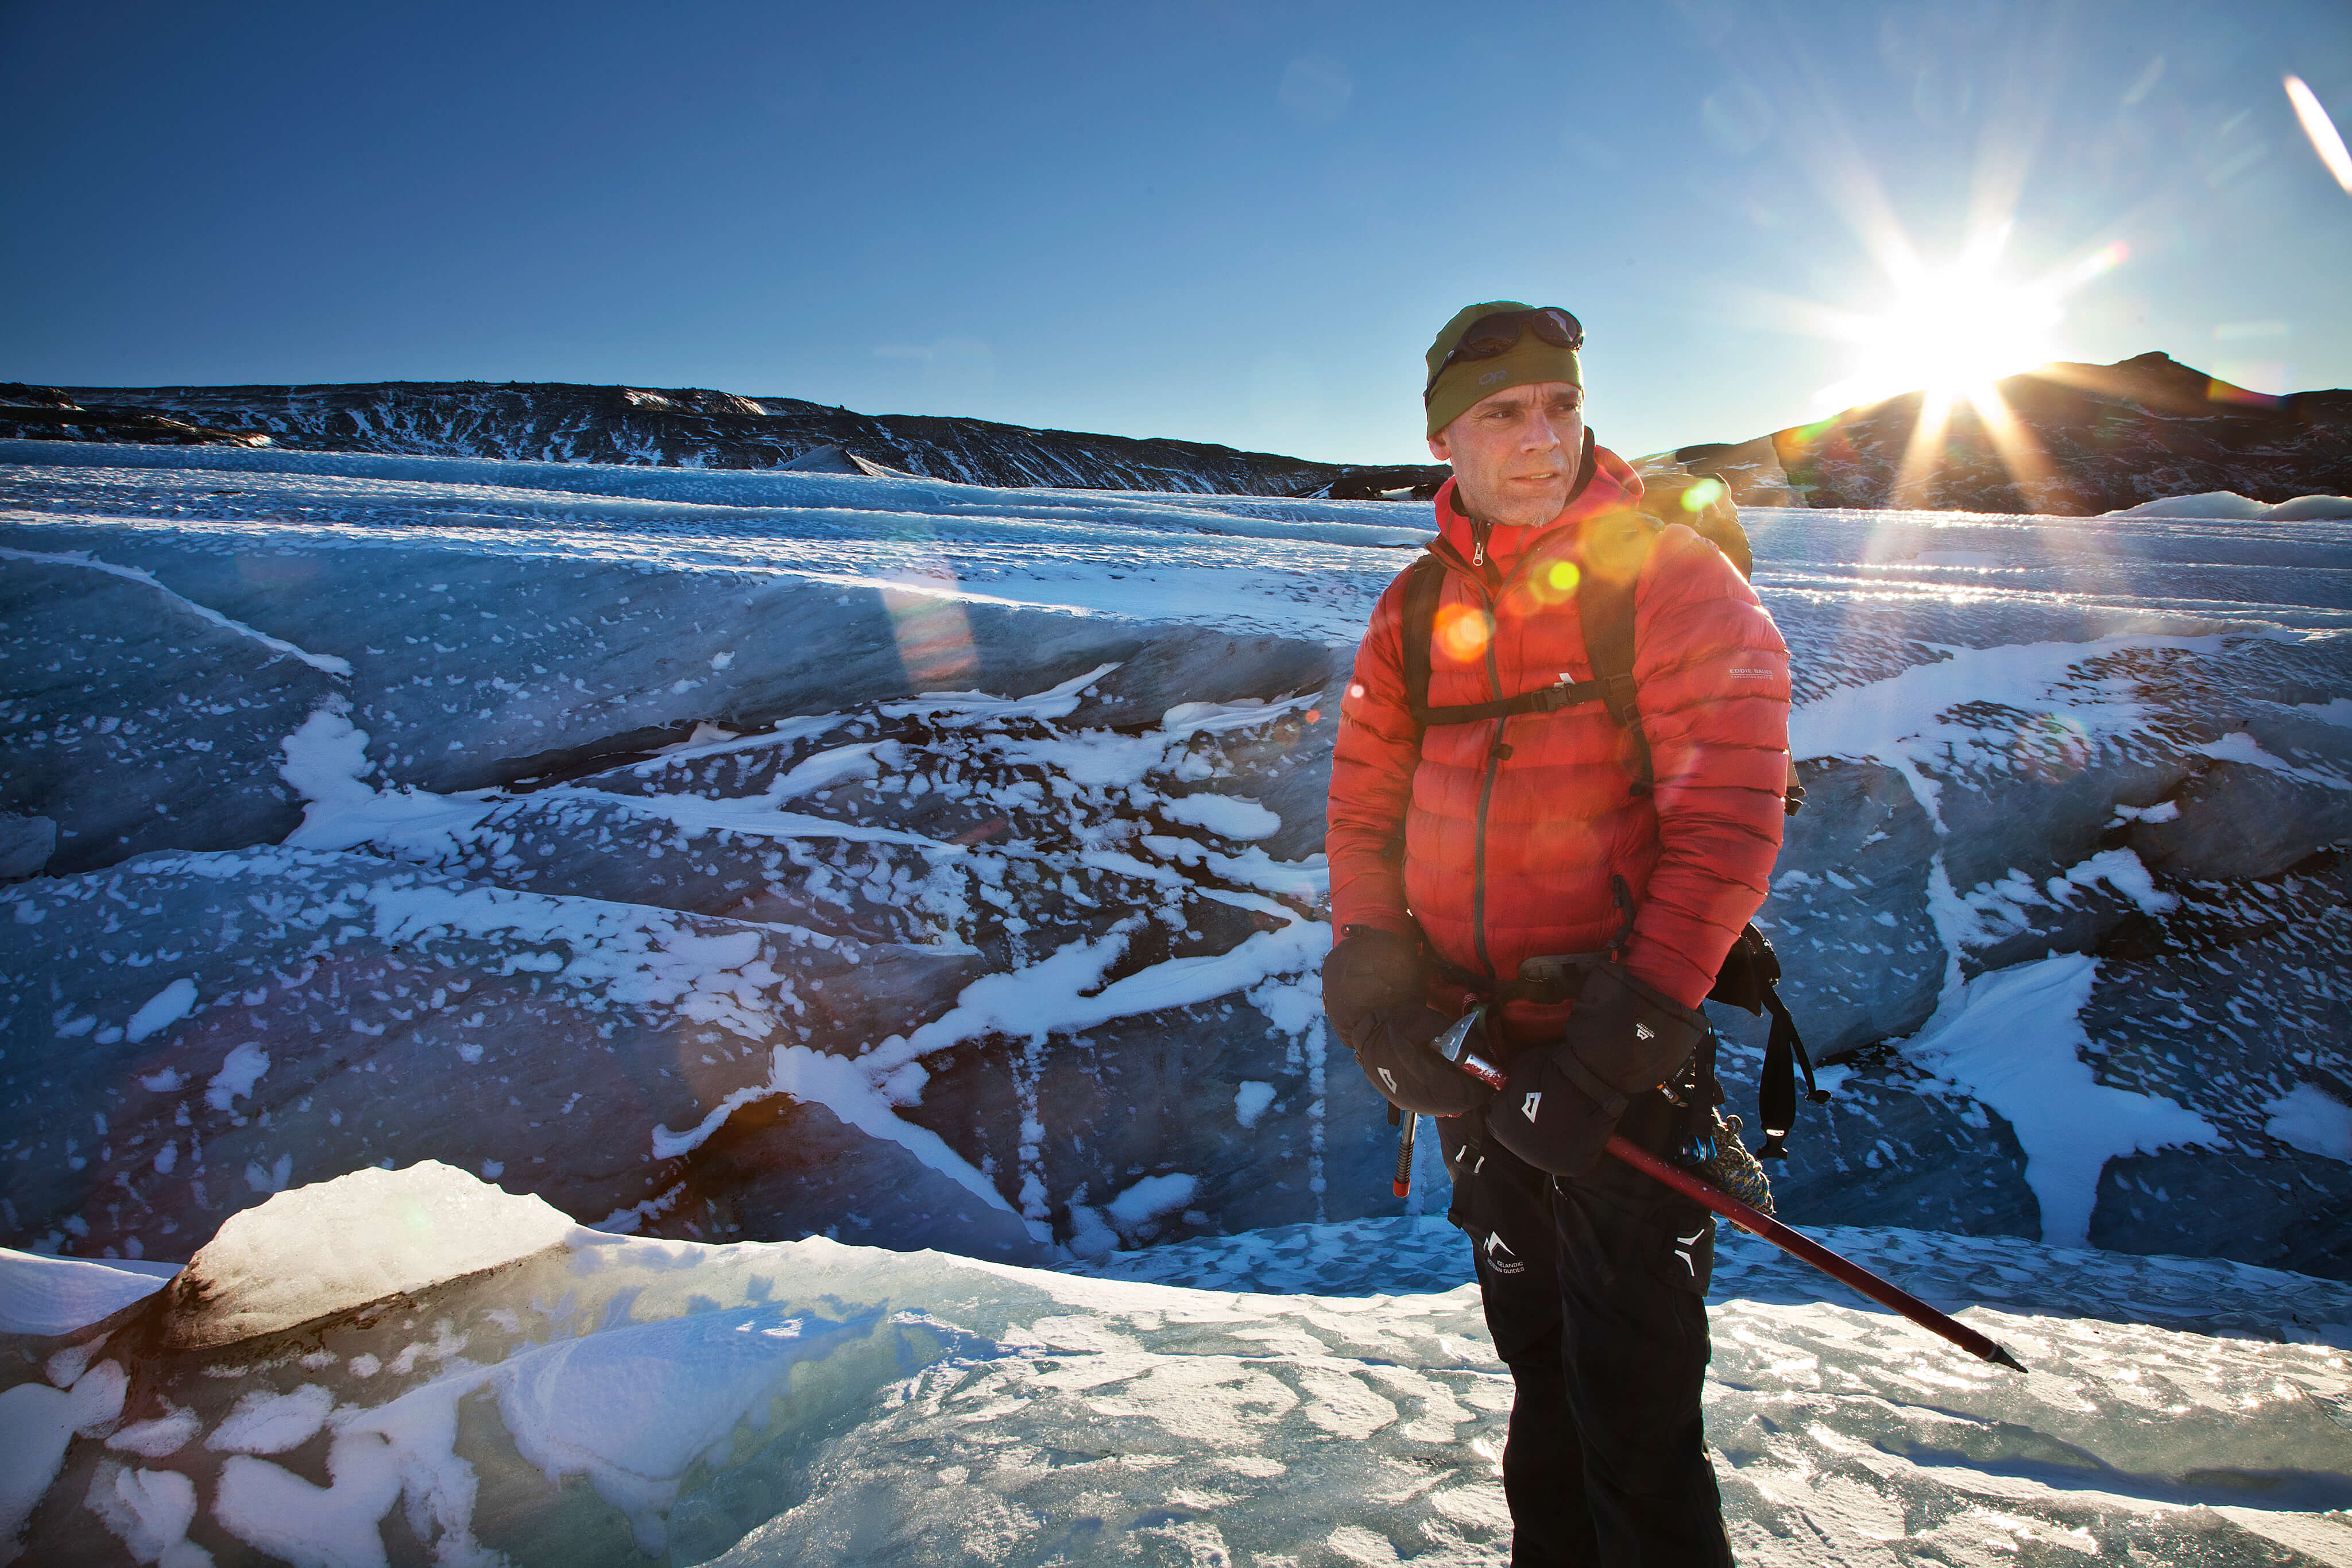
xmin=1479 ymin=370 xmax=1507 ymax=386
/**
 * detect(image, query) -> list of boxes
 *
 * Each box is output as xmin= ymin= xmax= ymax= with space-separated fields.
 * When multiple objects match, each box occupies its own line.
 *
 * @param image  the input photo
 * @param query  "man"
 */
xmin=1321 ymin=301 xmax=1791 ymax=1566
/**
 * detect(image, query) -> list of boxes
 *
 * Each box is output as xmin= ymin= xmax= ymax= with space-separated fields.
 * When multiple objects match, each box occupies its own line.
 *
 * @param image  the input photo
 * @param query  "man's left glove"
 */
xmin=1487 ymin=961 xmax=1710 ymax=1179
xmin=1323 ymin=926 xmax=1494 ymax=1118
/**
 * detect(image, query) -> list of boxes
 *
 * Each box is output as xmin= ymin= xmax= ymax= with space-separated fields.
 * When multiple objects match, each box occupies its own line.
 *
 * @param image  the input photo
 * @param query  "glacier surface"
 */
xmin=2 ymin=439 xmax=2350 ymax=1561
xmin=3 ymin=440 xmax=2346 ymax=1276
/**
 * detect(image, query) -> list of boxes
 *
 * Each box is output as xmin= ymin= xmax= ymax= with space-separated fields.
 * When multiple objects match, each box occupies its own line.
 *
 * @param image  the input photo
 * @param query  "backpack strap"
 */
xmin=1414 ymin=674 xmax=1623 ymax=727
xmin=1397 ymin=523 xmax=1660 ymax=797
xmin=1574 ymin=554 xmax=1657 ymax=798
xmin=1399 ymin=554 xmax=1445 ymax=727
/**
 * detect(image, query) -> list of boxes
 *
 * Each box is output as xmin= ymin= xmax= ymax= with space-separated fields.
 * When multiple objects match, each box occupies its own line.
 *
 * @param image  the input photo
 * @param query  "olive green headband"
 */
xmin=1423 ymin=300 xmax=1585 ymax=437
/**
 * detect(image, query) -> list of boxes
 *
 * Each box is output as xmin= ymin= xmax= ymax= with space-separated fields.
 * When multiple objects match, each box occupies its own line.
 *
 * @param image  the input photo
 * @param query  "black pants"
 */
xmin=1443 ymin=1102 xmax=1736 ymax=1568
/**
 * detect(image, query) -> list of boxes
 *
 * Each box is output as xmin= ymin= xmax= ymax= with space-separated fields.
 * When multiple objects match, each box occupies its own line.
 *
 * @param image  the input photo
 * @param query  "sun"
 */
xmin=1860 ymin=265 xmax=2060 ymax=395
xmin=1814 ymin=257 xmax=2063 ymax=413
xmin=1790 ymin=234 xmax=2133 ymax=506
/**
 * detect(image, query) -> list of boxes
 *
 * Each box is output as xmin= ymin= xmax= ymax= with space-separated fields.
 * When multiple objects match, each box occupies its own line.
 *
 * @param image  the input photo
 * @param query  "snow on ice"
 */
xmin=2 ymin=1162 xmax=2350 ymax=1566
xmin=2 ymin=441 xmax=2350 ymax=1561
xmin=1895 ymin=954 xmax=2216 ymax=1247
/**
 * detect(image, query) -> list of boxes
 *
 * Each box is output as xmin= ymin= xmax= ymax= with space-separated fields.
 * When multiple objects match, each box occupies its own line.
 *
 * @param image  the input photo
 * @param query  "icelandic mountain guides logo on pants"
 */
xmin=1521 ymin=1091 xmax=1542 ymax=1121
xmin=1484 ymin=1230 xmax=1525 ymax=1276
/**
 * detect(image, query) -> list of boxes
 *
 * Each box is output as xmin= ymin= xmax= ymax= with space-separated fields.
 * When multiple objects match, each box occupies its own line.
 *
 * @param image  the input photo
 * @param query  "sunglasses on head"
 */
xmin=1425 ymin=308 xmax=1586 ymax=399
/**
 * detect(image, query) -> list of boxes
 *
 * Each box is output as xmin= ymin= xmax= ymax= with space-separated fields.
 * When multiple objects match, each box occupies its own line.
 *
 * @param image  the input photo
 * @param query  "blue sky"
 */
xmin=3 ymin=1 xmax=2347 ymax=464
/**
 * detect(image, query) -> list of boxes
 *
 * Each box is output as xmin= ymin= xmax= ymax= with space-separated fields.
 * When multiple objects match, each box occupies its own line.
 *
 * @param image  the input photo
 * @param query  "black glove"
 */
xmin=1487 ymin=961 xmax=1709 ymax=1179
xmin=1323 ymin=926 xmax=1494 ymax=1118
xmin=1321 ymin=925 xmax=1425 ymax=1046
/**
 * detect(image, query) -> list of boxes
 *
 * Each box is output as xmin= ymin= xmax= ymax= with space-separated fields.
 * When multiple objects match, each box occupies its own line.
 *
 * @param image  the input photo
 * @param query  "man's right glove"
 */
xmin=1487 ymin=961 xmax=1710 ymax=1179
xmin=1322 ymin=925 xmax=1494 ymax=1118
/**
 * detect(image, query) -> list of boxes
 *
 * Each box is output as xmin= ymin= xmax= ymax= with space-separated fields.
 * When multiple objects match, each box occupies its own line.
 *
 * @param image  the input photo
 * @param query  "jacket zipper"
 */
xmin=1443 ymin=531 xmax=1573 ymax=985
xmin=1471 ymin=683 xmax=1506 ymax=981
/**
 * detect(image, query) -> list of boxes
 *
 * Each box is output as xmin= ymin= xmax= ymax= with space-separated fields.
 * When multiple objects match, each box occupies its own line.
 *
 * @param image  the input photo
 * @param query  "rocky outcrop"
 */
xmin=0 ymin=384 xmax=270 ymax=448
xmin=1659 ymin=353 xmax=2351 ymax=514
xmin=1295 ymin=463 xmax=1452 ymax=501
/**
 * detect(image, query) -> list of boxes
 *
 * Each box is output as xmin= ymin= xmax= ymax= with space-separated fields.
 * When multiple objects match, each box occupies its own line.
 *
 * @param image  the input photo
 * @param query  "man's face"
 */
xmin=1426 ymin=381 xmax=1585 ymax=529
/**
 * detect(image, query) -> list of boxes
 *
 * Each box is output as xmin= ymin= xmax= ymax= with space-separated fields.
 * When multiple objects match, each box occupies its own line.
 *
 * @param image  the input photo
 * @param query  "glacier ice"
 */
xmin=160 ymin=1162 xmax=575 ymax=1350
xmin=3 ymin=443 xmax=2350 ymax=1276
xmin=3 ymin=440 xmax=2352 ymax=1561
xmin=2 ymin=1163 xmax=2350 ymax=1566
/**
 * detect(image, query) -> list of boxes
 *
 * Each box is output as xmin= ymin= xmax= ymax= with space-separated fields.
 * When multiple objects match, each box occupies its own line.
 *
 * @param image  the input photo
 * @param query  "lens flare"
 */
xmin=2285 ymin=75 xmax=2352 ymax=194
xmin=1679 ymin=478 xmax=1727 ymax=513
xmin=1434 ymin=602 xmax=1493 ymax=662
xmin=880 ymin=566 xmax=978 ymax=690
xmin=1518 ymin=557 xmax=1583 ymax=610
xmin=2013 ymin=713 xmax=2093 ymax=784
xmin=2056 ymin=240 xmax=2129 ymax=289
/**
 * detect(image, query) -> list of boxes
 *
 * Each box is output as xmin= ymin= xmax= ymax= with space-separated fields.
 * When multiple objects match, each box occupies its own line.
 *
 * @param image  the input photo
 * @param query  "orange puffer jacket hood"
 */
xmin=1327 ymin=447 xmax=1792 ymax=1034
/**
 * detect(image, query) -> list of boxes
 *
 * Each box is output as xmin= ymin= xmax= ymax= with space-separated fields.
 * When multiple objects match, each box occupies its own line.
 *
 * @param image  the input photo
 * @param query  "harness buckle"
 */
xmin=1506 ymin=950 xmax=1610 ymax=1006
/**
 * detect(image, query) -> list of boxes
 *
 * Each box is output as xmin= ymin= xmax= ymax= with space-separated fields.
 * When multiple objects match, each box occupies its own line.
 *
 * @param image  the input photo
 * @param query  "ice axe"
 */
xmin=1393 ymin=1110 xmax=1419 ymax=1198
xmin=1432 ymin=1012 xmax=2028 ymax=1375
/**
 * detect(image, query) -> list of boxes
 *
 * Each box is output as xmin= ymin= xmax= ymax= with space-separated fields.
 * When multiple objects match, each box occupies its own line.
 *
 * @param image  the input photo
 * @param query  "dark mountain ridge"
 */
xmin=1663 ymin=352 xmax=2352 ymax=514
xmin=0 ymin=378 xmax=1360 ymax=495
xmin=5 ymin=351 xmax=2346 ymax=511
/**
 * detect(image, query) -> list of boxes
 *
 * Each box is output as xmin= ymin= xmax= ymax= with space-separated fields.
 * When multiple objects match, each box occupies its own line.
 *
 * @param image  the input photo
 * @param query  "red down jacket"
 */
xmin=1328 ymin=451 xmax=1792 ymax=1036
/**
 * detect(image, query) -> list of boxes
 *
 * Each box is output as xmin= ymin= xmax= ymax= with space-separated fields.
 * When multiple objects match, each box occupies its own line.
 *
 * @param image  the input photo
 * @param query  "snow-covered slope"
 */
xmin=2103 ymin=491 xmax=2352 ymax=522
xmin=1 ymin=440 xmax=2347 ymax=1291
xmin=3 ymin=1163 xmax=2349 ymax=1566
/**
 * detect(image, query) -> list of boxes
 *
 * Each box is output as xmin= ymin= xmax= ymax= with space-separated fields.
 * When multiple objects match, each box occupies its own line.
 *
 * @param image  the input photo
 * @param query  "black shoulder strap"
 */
xmin=1755 ymin=982 xmax=1829 ymax=1160
xmin=1399 ymin=555 xmax=1445 ymax=725
xmin=1403 ymin=553 xmax=1622 ymax=728
xmin=1575 ymin=563 xmax=1656 ymax=797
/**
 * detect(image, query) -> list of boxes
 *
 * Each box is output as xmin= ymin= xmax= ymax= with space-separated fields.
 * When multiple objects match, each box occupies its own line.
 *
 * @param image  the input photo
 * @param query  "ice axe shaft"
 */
xmin=1393 ymin=1112 xmax=1418 ymax=1198
xmin=1602 ymin=1135 xmax=2025 ymax=1372
xmin=1441 ymin=1031 xmax=2025 ymax=1373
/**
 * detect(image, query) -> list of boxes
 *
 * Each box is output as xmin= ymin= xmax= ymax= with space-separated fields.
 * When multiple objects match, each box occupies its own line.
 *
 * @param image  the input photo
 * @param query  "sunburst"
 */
xmin=1781 ymin=233 xmax=2129 ymax=510
xmin=1812 ymin=239 xmax=2064 ymax=414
